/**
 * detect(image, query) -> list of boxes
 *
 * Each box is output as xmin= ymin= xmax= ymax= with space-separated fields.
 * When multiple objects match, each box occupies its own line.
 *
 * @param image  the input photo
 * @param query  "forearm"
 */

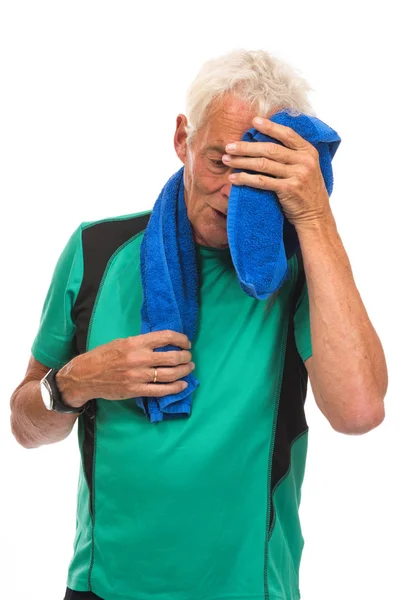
xmin=296 ymin=211 xmax=387 ymax=430
xmin=10 ymin=379 xmax=79 ymax=449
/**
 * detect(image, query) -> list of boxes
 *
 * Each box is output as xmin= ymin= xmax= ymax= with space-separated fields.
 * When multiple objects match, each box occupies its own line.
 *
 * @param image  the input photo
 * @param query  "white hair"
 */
xmin=184 ymin=48 xmax=316 ymax=146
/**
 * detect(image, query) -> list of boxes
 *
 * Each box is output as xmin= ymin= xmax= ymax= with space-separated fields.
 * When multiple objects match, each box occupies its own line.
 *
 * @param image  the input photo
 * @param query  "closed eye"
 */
xmin=209 ymin=159 xmax=226 ymax=168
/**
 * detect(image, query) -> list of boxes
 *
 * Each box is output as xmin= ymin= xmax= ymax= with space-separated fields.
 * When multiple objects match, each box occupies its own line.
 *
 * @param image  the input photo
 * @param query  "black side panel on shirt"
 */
xmin=71 ymin=212 xmax=151 ymax=517
xmin=64 ymin=587 xmax=103 ymax=600
xmin=268 ymin=248 xmax=309 ymax=534
xmin=72 ymin=213 xmax=151 ymax=355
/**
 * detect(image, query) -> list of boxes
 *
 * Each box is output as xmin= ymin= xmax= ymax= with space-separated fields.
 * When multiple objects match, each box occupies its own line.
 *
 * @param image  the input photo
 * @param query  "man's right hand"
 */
xmin=57 ymin=330 xmax=194 ymax=409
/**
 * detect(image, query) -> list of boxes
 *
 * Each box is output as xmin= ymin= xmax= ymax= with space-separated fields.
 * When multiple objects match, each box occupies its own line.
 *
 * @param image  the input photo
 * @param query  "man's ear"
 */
xmin=174 ymin=114 xmax=189 ymax=164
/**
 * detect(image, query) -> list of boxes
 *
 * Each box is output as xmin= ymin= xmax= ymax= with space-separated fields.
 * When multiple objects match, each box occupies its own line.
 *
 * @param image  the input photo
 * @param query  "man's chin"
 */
xmin=192 ymin=212 xmax=230 ymax=248
xmin=197 ymin=230 xmax=229 ymax=249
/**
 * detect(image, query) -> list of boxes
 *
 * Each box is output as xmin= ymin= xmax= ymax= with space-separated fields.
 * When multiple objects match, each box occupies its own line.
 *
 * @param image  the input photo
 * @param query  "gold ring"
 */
xmin=153 ymin=367 xmax=158 ymax=383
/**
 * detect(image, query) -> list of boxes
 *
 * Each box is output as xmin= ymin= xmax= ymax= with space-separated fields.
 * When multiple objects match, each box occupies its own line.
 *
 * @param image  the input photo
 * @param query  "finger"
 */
xmin=229 ymin=171 xmax=285 ymax=192
xmin=222 ymin=154 xmax=289 ymax=178
xmin=252 ymin=117 xmax=310 ymax=151
xmin=143 ymin=330 xmax=191 ymax=351
xmin=147 ymin=362 xmax=195 ymax=383
xmin=151 ymin=349 xmax=192 ymax=367
xmin=225 ymin=141 xmax=297 ymax=165
xmin=135 ymin=380 xmax=189 ymax=398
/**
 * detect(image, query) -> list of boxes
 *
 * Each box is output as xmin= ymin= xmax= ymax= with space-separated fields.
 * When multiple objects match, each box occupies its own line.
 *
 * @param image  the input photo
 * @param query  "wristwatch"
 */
xmin=40 ymin=368 xmax=87 ymax=414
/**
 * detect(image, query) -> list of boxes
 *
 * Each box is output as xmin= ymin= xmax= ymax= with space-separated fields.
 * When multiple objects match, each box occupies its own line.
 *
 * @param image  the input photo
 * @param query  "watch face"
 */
xmin=40 ymin=377 xmax=53 ymax=410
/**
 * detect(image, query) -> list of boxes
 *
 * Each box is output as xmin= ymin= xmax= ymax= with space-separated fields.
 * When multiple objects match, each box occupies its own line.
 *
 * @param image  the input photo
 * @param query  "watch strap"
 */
xmin=46 ymin=368 xmax=87 ymax=414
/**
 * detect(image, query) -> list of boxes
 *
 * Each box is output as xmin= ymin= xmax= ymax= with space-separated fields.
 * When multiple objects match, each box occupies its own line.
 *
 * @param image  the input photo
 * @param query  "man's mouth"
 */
xmin=213 ymin=208 xmax=227 ymax=220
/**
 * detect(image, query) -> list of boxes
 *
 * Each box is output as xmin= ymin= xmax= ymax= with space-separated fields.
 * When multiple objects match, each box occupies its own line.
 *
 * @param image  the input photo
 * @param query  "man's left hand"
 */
xmin=222 ymin=116 xmax=332 ymax=229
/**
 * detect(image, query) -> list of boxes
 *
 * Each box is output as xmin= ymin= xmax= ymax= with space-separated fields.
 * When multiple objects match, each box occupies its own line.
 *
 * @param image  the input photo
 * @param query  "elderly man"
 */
xmin=10 ymin=49 xmax=387 ymax=600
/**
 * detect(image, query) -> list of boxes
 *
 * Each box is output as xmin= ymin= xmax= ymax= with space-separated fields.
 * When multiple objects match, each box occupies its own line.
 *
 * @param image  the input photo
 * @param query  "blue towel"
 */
xmin=228 ymin=110 xmax=341 ymax=298
xmin=138 ymin=170 xmax=200 ymax=422
xmin=138 ymin=109 xmax=341 ymax=422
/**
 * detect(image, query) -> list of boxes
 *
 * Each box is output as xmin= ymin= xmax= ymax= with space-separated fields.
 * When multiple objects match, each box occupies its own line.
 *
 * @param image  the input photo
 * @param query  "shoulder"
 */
xmin=81 ymin=208 xmax=152 ymax=230
xmin=286 ymin=247 xmax=304 ymax=280
xmin=80 ymin=209 xmax=152 ymax=242
xmin=78 ymin=209 xmax=152 ymax=259
xmin=284 ymin=248 xmax=306 ymax=314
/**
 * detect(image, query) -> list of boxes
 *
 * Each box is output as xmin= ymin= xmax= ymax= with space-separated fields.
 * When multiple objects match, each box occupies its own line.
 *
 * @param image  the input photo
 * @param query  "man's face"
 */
xmin=174 ymin=94 xmax=263 ymax=249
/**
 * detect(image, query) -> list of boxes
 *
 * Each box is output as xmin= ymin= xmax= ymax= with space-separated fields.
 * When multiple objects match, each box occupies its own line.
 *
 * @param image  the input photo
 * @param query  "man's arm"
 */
xmin=10 ymin=356 xmax=80 ymax=449
xmin=223 ymin=116 xmax=388 ymax=435
xmin=10 ymin=331 xmax=194 ymax=449
xmin=298 ymin=211 xmax=387 ymax=435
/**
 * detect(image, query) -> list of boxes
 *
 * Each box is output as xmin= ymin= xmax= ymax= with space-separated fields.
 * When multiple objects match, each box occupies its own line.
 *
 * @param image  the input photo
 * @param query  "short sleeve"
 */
xmin=294 ymin=277 xmax=313 ymax=363
xmin=31 ymin=225 xmax=84 ymax=369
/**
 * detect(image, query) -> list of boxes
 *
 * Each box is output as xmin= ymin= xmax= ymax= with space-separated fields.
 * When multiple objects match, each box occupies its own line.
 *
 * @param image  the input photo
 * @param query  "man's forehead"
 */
xmin=200 ymin=115 xmax=255 ymax=152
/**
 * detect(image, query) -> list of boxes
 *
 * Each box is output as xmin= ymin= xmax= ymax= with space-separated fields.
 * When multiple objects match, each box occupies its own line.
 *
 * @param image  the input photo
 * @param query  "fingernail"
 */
xmin=226 ymin=143 xmax=236 ymax=151
xmin=229 ymin=174 xmax=237 ymax=181
xmin=254 ymin=117 xmax=264 ymax=125
xmin=182 ymin=381 xmax=188 ymax=388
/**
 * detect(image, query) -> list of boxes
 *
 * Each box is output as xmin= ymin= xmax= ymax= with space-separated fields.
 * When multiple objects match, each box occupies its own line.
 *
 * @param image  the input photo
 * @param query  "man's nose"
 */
xmin=221 ymin=180 xmax=233 ymax=199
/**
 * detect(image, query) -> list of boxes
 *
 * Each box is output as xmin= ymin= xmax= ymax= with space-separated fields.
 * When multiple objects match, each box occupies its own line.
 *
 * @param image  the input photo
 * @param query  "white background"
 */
xmin=1 ymin=1 xmax=398 ymax=599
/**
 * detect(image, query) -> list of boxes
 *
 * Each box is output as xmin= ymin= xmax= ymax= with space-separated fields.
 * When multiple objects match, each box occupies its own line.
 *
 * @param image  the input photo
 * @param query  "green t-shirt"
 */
xmin=31 ymin=210 xmax=312 ymax=600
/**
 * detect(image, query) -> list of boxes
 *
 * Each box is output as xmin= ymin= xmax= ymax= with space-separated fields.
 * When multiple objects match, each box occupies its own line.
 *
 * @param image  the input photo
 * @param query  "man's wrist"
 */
xmin=294 ymin=209 xmax=337 ymax=238
xmin=56 ymin=360 xmax=90 ymax=409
